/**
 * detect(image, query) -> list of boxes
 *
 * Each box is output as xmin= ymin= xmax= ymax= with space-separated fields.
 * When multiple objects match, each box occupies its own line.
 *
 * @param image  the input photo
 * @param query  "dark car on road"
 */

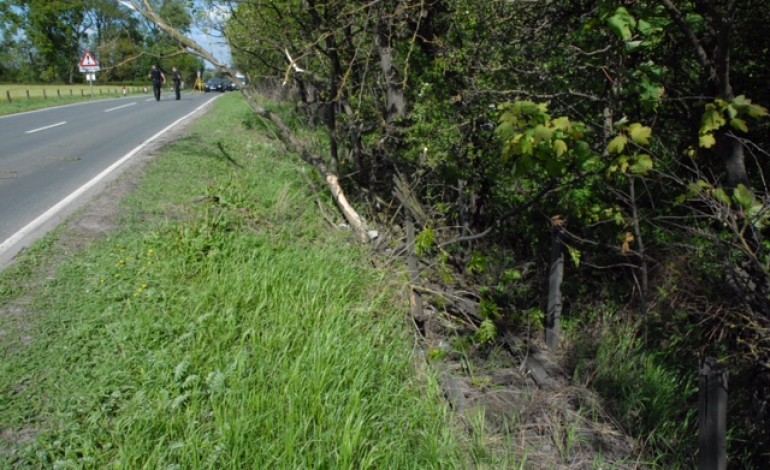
xmin=224 ymin=80 xmax=238 ymax=91
xmin=204 ymin=78 xmax=225 ymax=92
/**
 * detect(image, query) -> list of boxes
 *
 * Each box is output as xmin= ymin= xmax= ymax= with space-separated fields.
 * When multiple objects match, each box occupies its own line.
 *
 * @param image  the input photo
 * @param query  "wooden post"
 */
xmin=699 ymin=357 xmax=727 ymax=470
xmin=546 ymin=216 xmax=565 ymax=349
xmin=5 ymin=91 xmax=10 ymax=103
xmin=70 ymin=89 xmax=73 ymax=96
xmin=57 ymin=89 xmax=61 ymax=98
xmin=26 ymin=90 xmax=30 ymax=99
xmin=81 ymin=89 xmax=85 ymax=97
xmin=43 ymin=89 xmax=47 ymax=99
xmin=406 ymin=214 xmax=427 ymax=336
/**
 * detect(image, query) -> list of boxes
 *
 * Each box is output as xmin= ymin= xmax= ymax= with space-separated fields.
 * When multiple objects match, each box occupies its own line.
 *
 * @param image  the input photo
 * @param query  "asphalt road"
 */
xmin=0 ymin=91 xmax=224 ymax=269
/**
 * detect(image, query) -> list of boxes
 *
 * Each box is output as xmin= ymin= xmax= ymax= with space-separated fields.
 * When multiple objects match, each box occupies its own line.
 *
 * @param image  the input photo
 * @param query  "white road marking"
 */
xmin=0 ymin=95 xmax=223 ymax=262
xmin=25 ymin=121 xmax=67 ymax=134
xmin=105 ymin=102 xmax=136 ymax=112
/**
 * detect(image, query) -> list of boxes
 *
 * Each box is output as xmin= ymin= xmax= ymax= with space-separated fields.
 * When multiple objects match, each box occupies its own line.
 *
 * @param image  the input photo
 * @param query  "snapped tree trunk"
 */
xmin=127 ymin=0 xmax=371 ymax=244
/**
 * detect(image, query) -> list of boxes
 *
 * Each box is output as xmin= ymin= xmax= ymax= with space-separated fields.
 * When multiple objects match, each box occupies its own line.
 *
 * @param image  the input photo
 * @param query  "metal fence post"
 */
xmin=699 ymin=357 xmax=727 ymax=470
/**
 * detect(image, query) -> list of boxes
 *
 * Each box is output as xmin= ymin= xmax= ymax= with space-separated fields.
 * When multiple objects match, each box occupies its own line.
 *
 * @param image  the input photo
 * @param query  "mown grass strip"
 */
xmin=0 ymin=84 xmax=161 ymax=116
xmin=0 ymin=93 xmax=467 ymax=468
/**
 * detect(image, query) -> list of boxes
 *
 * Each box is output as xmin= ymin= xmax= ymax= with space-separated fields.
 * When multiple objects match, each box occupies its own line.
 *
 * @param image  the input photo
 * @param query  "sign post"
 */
xmin=78 ymin=51 xmax=101 ymax=97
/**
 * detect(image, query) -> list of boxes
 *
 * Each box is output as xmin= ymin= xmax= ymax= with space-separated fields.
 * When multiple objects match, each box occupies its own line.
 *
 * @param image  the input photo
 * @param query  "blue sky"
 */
xmin=191 ymin=26 xmax=232 ymax=66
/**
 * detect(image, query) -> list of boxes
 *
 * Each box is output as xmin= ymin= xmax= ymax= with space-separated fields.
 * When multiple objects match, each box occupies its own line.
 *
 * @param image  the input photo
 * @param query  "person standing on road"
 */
xmin=148 ymin=64 xmax=166 ymax=101
xmin=172 ymin=67 xmax=182 ymax=100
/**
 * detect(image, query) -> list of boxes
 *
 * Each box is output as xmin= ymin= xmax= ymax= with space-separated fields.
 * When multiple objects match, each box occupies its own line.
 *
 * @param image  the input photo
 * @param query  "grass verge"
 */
xmin=0 ymin=84 xmax=153 ymax=116
xmin=0 ymin=93 xmax=465 ymax=468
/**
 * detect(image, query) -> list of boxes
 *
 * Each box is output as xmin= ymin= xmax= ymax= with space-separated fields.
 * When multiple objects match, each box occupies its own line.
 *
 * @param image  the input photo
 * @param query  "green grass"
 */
xmin=0 ymin=93 xmax=466 ymax=468
xmin=569 ymin=317 xmax=698 ymax=468
xmin=0 ymin=84 xmax=148 ymax=116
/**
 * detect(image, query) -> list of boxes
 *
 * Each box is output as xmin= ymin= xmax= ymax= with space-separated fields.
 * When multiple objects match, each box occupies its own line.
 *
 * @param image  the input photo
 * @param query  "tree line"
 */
xmin=0 ymin=0 xmax=203 ymax=84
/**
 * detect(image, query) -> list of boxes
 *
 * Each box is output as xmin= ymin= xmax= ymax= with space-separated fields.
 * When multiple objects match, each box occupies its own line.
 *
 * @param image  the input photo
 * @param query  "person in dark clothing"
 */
xmin=148 ymin=64 xmax=166 ymax=101
xmin=172 ymin=67 xmax=181 ymax=100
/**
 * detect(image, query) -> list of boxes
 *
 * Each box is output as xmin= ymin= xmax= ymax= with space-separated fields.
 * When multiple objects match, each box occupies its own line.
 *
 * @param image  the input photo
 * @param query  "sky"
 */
xmin=117 ymin=0 xmax=233 ymax=67
xmin=191 ymin=26 xmax=232 ymax=67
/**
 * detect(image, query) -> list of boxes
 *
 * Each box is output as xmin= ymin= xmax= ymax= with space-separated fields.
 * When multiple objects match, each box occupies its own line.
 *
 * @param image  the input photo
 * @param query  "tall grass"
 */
xmin=569 ymin=317 xmax=698 ymax=468
xmin=0 ymin=94 xmax=464 ymax=468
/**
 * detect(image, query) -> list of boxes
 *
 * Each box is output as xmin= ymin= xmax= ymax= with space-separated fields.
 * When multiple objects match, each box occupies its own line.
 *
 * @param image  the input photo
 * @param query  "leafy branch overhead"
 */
xmin=697 ymin=96 xmax=769 ymax=150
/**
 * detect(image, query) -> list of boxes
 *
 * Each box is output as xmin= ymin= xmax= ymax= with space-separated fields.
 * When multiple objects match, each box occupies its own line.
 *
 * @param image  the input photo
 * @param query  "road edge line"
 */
xmin=0 ymin=94 xmax=223 ymax=265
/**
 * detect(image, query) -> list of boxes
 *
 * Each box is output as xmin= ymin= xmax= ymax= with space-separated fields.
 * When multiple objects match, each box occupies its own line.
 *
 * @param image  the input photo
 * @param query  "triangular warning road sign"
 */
xmin=80 ymin=51 xmax=98 ymax=67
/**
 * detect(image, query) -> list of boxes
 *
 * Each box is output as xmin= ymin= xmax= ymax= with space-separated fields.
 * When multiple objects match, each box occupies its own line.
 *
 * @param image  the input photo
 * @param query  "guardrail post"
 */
xmin=699 ymin=357 xmax=727 ymax=470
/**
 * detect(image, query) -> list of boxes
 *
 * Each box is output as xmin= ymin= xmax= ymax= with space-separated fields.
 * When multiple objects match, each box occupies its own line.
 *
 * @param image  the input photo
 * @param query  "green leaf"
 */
xmin=699 ymin=133 xmax=716 ymax=148
xmin=513 ymin=100 xmax=542 ymax=116
xmin=628 ymin=123 xmax=652 ymax=145
xmin=714 ymin=188 xmax=731 ymax=206
xmin=686 ymin=13 xmax=705 ymax=31
xmin=639 ymin=79 xmax=665 ymax=111
xmin=503 ymin=269 xmax=522 ymax=282
xmin=730 ymin=118 xmax=748 ymax=133
xmin=533 ymin=124 xmax=553 ymax=144
xmin=733 ymin=184 xmax=754 ymax=210
xmin=552 ymin=116 xmax=570 ymax=130
xmin=553 ymin=139 xmax=568 ymax=157
xmin=630 ymin=154 xmax=653 ymax=174
xmin=476 ymin=319 xmax=498 ymax=345
xmin=607 ymin=7 xmax=636 ymax=41
xmin=520 ymin=135 xmax=534 ymax=156
xmin=495 ymin=121 xmax=515 ymax=140
xmin=637 ymin=19 xmax=654 ymax=36
xmin=733 ymin=95 xmax=769 ymax=118
xmin=701 ymin=108 xmax=726 ymax=133
xmin=575 ymin=141 xmax=592 ymax=159
xmin=567 ymin=245 xmax=581 ymax=267
xmin=687 ymin=182 xmax=704 ymax=196
xmin=607 ymin=135 xmax=628 ymax=154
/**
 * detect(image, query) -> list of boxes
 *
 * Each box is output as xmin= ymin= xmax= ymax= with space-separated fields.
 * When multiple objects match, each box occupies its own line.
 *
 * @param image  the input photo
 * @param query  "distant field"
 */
xmin=0 ymin=83 xmax=156 ymax=116
xmin=0 ymin=83 xmax=145 ymax=102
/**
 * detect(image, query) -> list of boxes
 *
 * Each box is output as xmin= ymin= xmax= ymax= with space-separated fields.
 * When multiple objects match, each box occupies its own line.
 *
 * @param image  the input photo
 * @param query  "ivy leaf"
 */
xmin=608 ymin=135 xmax=628 ymax=154
xmin=630 ymin=154 xmax=653 ymax=174
xmin=699 ymin=133 xmax=716 ymax=148
xmin=628 ymin=123 xmax=652 ymax=145
xmin=733 ymin=184 xmax=754 ymax=210
xmin=730 ymin=118 xmax=749 ymax=133
xmin=553 ymin=139 xmax=568 ymax=157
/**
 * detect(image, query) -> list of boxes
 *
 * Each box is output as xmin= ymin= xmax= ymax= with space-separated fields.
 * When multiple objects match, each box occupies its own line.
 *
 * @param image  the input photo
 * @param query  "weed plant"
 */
xmin=0 ymin=94 xmax=465 ymax=468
